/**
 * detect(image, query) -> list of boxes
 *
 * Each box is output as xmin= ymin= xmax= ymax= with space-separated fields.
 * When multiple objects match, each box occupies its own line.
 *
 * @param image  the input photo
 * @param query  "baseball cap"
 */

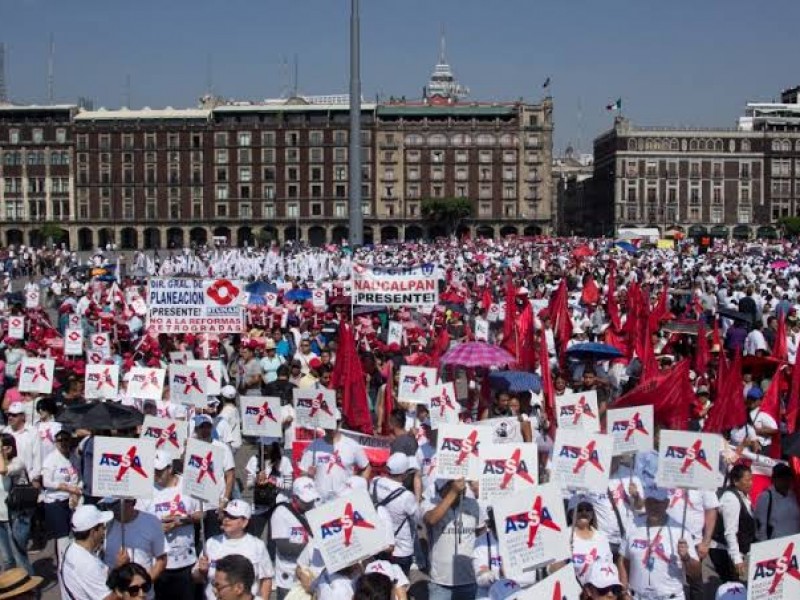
xmin=386 ymin=453 xmax=411 ymax=476
xmin=488 ymin=579 xmax=521 ymax=600
xmin=194 ymin=414 xmax=213 ymax=427
xmin=585 ymin=561 xmax=621 ymax=589
xmin=153 ymin=451 xmax=172 ymax=470
xmin=72 ymin=505 xmax=114 ymax=533
xmin=716 ymin=582 xmax=746 ymax=599
xmin=292 ymin=476 xmax=321 ymax=504
xmin=223 ymin=499 xmax=252 ymax=520
xmin=220 ymin=385 xmax=237 ymax=400
xmin=365 ymin=560 xmax=402 ymax=584
xmin=7 ymin=402 xmax=25 ymax=415
xmin=747 ymin=386 xmax=764 ymax=400
xmin=644 ymin=485 xmax=670 ymax=502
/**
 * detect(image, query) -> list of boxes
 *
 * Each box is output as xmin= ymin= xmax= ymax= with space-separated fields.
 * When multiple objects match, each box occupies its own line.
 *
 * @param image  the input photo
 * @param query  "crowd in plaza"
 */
xmin=0 ymin=234 xmax=798 ymax=600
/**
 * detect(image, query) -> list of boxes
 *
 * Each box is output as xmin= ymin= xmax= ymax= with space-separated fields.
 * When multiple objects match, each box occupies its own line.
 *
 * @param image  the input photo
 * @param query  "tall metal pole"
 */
xmin=348 ymin=0 xmax=363 ymax=246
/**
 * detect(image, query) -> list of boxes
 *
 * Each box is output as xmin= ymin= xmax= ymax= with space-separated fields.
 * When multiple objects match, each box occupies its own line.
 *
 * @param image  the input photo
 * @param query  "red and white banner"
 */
xmin=147 ymin=278 xmax=246 ymax=334
xmin=187 ymin=360 xmax=223 ymax=396
xmin=552 ymin=429 xmax=613 ymax=491
xmin=435 ymin=423 xmax=490 ymax=480
xmin=747 ymin=533 xmax=800 ymax=599
xmin=90 ymin=332 xmax=110 ymax=357
xmin=293 ymin=388 xmax=338 ymax=430
xmin=64 ymin=328 xmax=84 ymax=356
xmin=25 ymin=288 xmax=40 ymax=309
xmin=84 ymin=364 xmax=119 ymax=400
xmin=127 ymin=367 xmax=166 ymax=401
xmin=607 ymin=405 xmax=654 ymax=456
xmin=555 ymin=390 xmax=601 ymax=433
xmin=169 ymin=364 xmax=208 ymax=407
xmin=470 ymin=442 xmax=538 ymax=504
xmin=240 ymin=396 xmax=283 ymax=438
xmin=140 ymin=416 xmax=188 ymax=458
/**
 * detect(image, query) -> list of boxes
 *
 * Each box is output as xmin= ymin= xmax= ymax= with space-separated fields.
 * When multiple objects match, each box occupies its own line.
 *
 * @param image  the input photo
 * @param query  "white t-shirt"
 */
xmin=60 ymin=543 xmax=111 ymax=600
xmin=299 ymin=435 xmax=369 ymax=501
xmin=369 ymin=477 xmax=417 ymax=558
xmin=199 ymin=533 xmax=274 ymax=600
xmin=137 ymin=477 xmax=200 ymax=569
xmin=41 ymin=450 xmax=80 ymax=503
xmin=194 ymin=437 xmax=235 ymax=510
xmin=270 ymin=503 xmax=311 ymax=589
xmin=415 ymin=442 xmax=437 ymax=495
xmin=569 ymin=469 xmax=644 ymax=546
xmin=731 ymin=408 xmax=778 ymax=448
xmin=218 ymin=404 xmax=242 ymax=450
xmin=571 ymin=530 xmax=614 ymax=584
xmin=666 ymin=488 xmax=719 ymax=541
xmin=37 ymin=420 xmax=60 ymax=464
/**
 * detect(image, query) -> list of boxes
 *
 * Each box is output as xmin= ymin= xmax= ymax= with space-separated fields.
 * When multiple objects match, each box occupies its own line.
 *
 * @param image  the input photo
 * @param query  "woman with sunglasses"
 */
xmin=569 ymin=501 xmax=615 ymax=586
xmin=107 ymin=563 xmax=153 ymax=599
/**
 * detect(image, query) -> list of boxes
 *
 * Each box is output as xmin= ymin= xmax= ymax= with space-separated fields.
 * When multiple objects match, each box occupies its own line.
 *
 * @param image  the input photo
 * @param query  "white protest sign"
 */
xmin=435 ymin=423 xmax=490 ymax=480
xmin=147 ymin=278 xmax=246 ymax=334
xmin=492 ymin=482 xmax=570 ymax=578
xmin=293 ymin=388 xmax=338 ymax=430
xmin=264 ymin=292 xmax=278 ymax=308
xmin=169 ymin=351 xmax=191 ymax=365
xmin=7 ymin=316 xmax=24 ymax=339
xmin=305 ymin=488 xmax=388 ymax=574
xmin=187 ymin=360 xmax=223 ymax=396
xmin=25 ymin=288 xmax=40 ymax=309
xmin=607 ymin=405 xmax=654 ymax=456
xmin=240 ymin=396 xmax=283 ymax=438
xmin=552 ymin=429 xmax=613 ymax=491
xmin=352 ymin=263 xmax=439 ymax=309
xmin=169 ymin=364 xmax=208 ymax=407
xmin=92 ymin=436 xmax=156 ymax=499
xmin=514 ymin=564 xmax=584 ymax=600
xmin=476 ymin=273 xmax=486 ymax=287
xmin=18 ymin=357 xmax=54 ymax=394
xmin=127 ymin=367 xmax=166 ymax=401
xmin=656 ymin=430 xmax=724 ymax=490
xmin=85 ymin=349 xmax=104 ymax=365
xmin=474 ymin=318 xmax=489 ymax=342
xmin=64 ymin=328 xmax=84 ymax=356
xmin=67 ymin=313 xmax=81 ymax=329
xmin=487 ymin=303 xmax=502 ymax=323
xmin=398 ymin=366 xmax=437 ymax=404
xmin=312 ymin=288 xmax=326 ymax=309
xmin=477 ymin=416 xmax=524 ymax=444
xmin=426 ymin=382 xmax=460 ymax=429
xmin=90 ymin=332 xmax=110 ymax=357
xmin=84 ymin=364 xmax=120 ymax=400
xmin=387 ymin=321 xmax=403 ymax=347
xmin=469 ymin=442 xmax=538 ymax=504
xmin=140 ymin=416 xmax=188 ymax=458
xmin=182 ymin=438 xmax=225 ymax=503
xmin=555 ymin=390 xmax=600 ymax=432
xmin=747 ymin=533 xmax=800 ymax=600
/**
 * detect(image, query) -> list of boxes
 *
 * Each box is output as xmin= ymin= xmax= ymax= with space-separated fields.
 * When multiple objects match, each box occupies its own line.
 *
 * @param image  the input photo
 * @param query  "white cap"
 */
xmin=386 ymin=453 xmax=411 ymax=476
xmin=585 ymin=562 xmax=621 ymax=589
xmin=153 ymin=451 xmax=172 ymax=470
xmin=7 ymin=402 xmax=25 ymax=415
xmin=365 ymin=560 xmax=401 ymax=584
xmin=221 ymin=385 xmax=237 ymax=399
xmin=72 ymin=505 xmax=114 ymax=532
xmin=716 ymin=582 xmax=746 ymax=599
xmin=171 ymin=404 xmax=188 ymax=420
xmin=488 ymin=579 xmax=521 ymax=600
xmin=292 ymin=477 xmax=321 ymax=504
xmin=223 ymin=499 xmax=252 ymax=519
xmin=516 ymin=287 xmax=529 ymax=296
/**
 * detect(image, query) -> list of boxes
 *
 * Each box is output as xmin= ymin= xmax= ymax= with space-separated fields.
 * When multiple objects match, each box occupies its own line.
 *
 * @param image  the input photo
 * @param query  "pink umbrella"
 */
xmin=440 ymin=342 xmax=516 ymax=368
xmin=771 ymin=260 xmax=790 ymax=269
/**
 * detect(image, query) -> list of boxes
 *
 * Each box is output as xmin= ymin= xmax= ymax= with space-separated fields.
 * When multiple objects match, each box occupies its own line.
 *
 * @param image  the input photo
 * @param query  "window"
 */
xmin=455 ymin=150 xmax=469 ymax=163
xmin=214 ymin=132 xmax=228 ymax=146
xmin=263 ymin=203 xmax=275 ymax=218
xmin=310 ymin=167 xmax=323 ymax=181
xmin=192 ymin=134 xmax=203 ymax=149
xmin=334 ymin=131 xmax=347 ymax=145
xmin=333 ymin=148 xmax=347 ymax=162
xmin=712 ymin=162 xmax=723 ymax=179
xmin=287 ymin=203 xmax=299 ymax=218
xmin=285 ymin=131 xmax=299 ymax=146
xmin=740 ymin=183 xmax=751 ymax=202
xmin=8 ymin=129 xmax=19 ymax=144
xmin=311 ymin=184 xmax=323 ymax=198
xmin=690 ymin=183 xmax=701 ymax=203
xmin=479 ymin=202 xmax=492 ymax=217
xmin=240 ymin=203 xmax=252 ymax=218
xmin=479 ymin=150 xmax=492 ymax=164
xmin=310 ymin=148 xmax=323 ymax=163
xmin=30 ymin=129 xmax=42 ymax=143
xmin=689 ymin=162 xmax=700 ymax=178
xmin=287 ymin=167 xmax=299 ymax=181
xmin=263 ymin=167 xmax=275 ymax=182
xmin=645 ymin=161 xmax=657 ymax=178
xmin=479 ymin=184 xmax=492 ymax=199
xmin=238 ymin=132 xmax=251 ymax=147
xmin=738 ymin=204 xmax=752 ymax=223
xmin=407 ymin=166 xmax=420 ymax=181
xmin=238 ymin=148 xmax=251 ymax=164
xmin=216 ymin=167 xmax=228 ymax=182
xmin=626 ymin=184 xmax=637 ymax=203
xmin=667 ymin=185 xmax=678 ymax=204
xmin=239 ymin=185 xmax=251 ymax=199
xmin=504 ymin=203 xmax=516 ymax=217
xmin=56 ymin=129 xmax=67 ymax=144
xmin=287 ymin=184 xmax=299 ymax=198
xmin=431 ymin=167 xmax=444 ymax=181
xmin=741 ymin=162 xmax=751 ymax=179
xmin=311 ymin=203 xmax=322 ymax=217
xmin=502 ymin=166 xmax=516 ymax=182
xmin=710 ymin=206 xmax=723 ymax=223
xmin=431 ymin=150 xmax=444 ymax=163
xmin=502 ymin=185 xmax=515 ymax=199
xmin=169 ymin=199 xmax=181 ymax=219
xmin=455 ymin=167 xmax=468 ymax=181
xmin=216 ymin=203 xmax=228 ymax=218
xmin=361 ymin=202 xmax=371 ymax=216
xmin=432 ymin=185 xmax=443 ymax=198
xmin=239 ymin=167 xmax=252 ymax=182
xmin=335 ymin=184 xmax=346 ymax=198
xmin=99 ymin=135 xmax=111 ymax=150
xmin=215 ymin=149 xmax=228 ymax=164
xmin=145 ymin=134 xmax=156 ymax=150
xmin=215 ymin=185 xmax=228 ymax=200
xmin=192 ymin=200 xmax=203 ymax=219
xmin=335 ymin=166 xmax=347 ymax=181
xmin=712 ymin=184 xmax=722 ymax=204
xmin=407 ymin=185 xmax=420 ymax=199
xmin=335 ymin=203 xmax=346 ymax=217
xmin=285 ymin=148 xmax=299 ymax=163
xmin=407 ymin=150 xmax=420 ymax=162
xmin=456 ymin=184 xmax=468 ymax=197
xmin=309 ymin=131 xmax=323 ymax=146
xmin=263 ymin=185 xmax=275 ymax=199
xmin=167 ymin=134 xmax=180 ymax=149
xmin=772 ymin=159 xmax=791 ymax=177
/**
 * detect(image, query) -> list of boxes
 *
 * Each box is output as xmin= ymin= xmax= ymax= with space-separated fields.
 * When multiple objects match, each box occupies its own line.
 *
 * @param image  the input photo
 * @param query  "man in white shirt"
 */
xmin=59 ymin=505 xmax=117 ymax=600
xmin=293 ymin=338 xmax=319 ymax=375
xmin=743 ymin=322 xmax=768 ymax=356
xmin=270 ymin=477 xmax=318 ymax=598
xmin=754 ymin=462 xmax=800 ymax=541
xmin=730 ymin=387 xmax=779 ymax=455
xmin=194 ymin=414 xmax=236 ymax=537
xmin=3 ymin=402 xmax=41 ymax=482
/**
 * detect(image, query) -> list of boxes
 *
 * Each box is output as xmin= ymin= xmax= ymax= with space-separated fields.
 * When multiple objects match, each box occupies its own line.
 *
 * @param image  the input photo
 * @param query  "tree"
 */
xmin=780 ymin=216 xmax=800 ymax=237
xmin=420 ymin=197 xmax=473 ymax=236
xmin=40 ymin=223 xmax=65 ymax=246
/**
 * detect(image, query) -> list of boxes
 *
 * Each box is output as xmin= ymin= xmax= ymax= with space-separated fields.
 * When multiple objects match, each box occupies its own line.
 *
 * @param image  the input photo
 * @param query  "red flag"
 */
xmin=330 ymin=322 xmax=373 ymax=435
xmin=607 ymin=263 xmax=622 ymax=332
xmin=703 ymin=351 xmax=746 ymax=434
xmin=581 ymin=274 xmax=600 ymax=306
xmin=648 ymin=283 xmax=669 ymax=334
xmin=481 ymin=287 xmax=493 ymax=311
xmin=379 ymin=362 xmax=395 ymax=436
xmin=694 ymin=322 xmax=710 ymax=377
xmin=538 ymin=329 xmax=556 ymax=439
xmin=711 ymin=318 xmax=722 ymax=352
xmin=614 ymin=360 xmax=694 ymax=430
xmin=515 ymin=302 xmax=537 ymax=372
xmin=759 ymin=374 xmax=783 ymax=459
xmin=788 ymin=361 xmax=800 ymax=435
xmin=501 ymin=278 xmax=519 ymax=357
xmin=774 ymin=316 xmax=788 ymax=362
xmin=547 ymin=279 xmax=572 ymax=363
xmin=430 ymin=328 xmax=451 ymax=369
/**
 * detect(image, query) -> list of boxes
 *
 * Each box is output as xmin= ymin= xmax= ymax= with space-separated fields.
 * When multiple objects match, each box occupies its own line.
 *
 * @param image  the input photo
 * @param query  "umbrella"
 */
xmin=565 ymin=342 xmax=624 ymax=361
xmin=245 ymin=281 xmax=278 ymax=294
xmin=57 ymin=401 xmax=144 ymax=431
xmin=440 ymin=342 xmax=516 ymax=368
xmin=718 ymin=307 xmax=754 ymax=325
xmin=770 ymin=260 xmax=790 ymax=269
xmin=246 ymin=294 xmax=267 ymax=306
xmin=614 ymin=241 xmax=637 ymax=254
xmin=488 ymin=370 xmax=542 ymax=393
xmin=284 ymin=289 xmax=312 ymax=302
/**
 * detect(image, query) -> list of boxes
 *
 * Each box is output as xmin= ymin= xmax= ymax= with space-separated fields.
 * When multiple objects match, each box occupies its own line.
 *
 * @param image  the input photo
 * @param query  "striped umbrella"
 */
xmin=440 ymin=342 xmax=516 ymax=368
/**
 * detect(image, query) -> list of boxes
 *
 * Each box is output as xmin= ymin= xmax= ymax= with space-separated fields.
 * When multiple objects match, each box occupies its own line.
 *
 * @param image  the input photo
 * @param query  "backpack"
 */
xmin=371 ymin=479 xmax=412 ymax=537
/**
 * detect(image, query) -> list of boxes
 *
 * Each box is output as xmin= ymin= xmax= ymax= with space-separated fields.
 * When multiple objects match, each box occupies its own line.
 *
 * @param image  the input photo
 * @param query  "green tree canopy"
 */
xmin=420 ymin=197 xmax=473 ymax=235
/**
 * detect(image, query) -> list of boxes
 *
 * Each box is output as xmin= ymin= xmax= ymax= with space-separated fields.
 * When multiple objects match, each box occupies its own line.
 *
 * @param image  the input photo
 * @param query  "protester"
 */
xmin=212 ymin=554 xmax=257 ymax=600
xmin=41 ymin=426 xmax=81 ymax=562
xmin=709 ymin=465 xmax=755 ymax=587
xmin=0 ymin=567 xmax=43 ymax=600
xmin=106 ymin=562 xmax=153 ymax=600
xmin=59 ymin=504 xmax=117 ymax=600
xmin=753 ymin=461 xmax=800 ymax=540
xmin=269 ymin=477 xmax=317 ymax=599
xmin=0 ymin=434 xmax=31 ymax=573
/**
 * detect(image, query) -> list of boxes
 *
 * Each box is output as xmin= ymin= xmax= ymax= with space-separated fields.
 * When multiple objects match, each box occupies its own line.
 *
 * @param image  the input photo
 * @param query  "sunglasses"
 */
xmin=594 ymin=585 xmax=623 ymax=596
xmin=126 ymin=581 xmax=152 ymax=596
xmin=222 ymin=512 xmax=244 ymax=520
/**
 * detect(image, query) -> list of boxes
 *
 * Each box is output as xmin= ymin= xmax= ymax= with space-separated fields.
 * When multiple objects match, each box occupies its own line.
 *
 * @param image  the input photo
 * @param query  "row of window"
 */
xmin=4 ymin=199 xmax=70 ymax=220
xmin=390 ymin=164 xmax=531 ymax=182
xmin=627 ymin=138 xmax=750 ymax=153
xmin=618 ymin=205 xmax=752 ymax=224
xmin=5 ymin=128 xmax=68 ymax=145
xmin=3 ymin=177 xmax=70 ymax=195
xmin=2 ymin=150 xmax=71 ymax=166
xmin=382 ymin=149 xmax=530 ymax=164
xmin=398 ymin=133 xmax=536 ymax=147
xmin=386 ymin=183 xmax=536 ymax=201
xmin=623 ymin=181 xmax=753 ymax=204
xmin=624 ymin=160 xmax=755 ymax=179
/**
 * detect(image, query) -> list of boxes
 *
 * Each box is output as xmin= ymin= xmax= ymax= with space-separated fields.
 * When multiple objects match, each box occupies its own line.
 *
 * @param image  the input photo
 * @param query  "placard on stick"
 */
xmin=514 ymin=564 xmax=583 ymax=600
xmin=607 ymin=405 xmax=654 ymax=456
xmin=552 ymin=429 xmax=613 ymax=491
xmin=747 ymin=533 xmax=800 ymax=600
xmin=7 ymin=316 xmax=24 ymax=340
xmin=182 ymin=438 xmax=225 ymax=504
xmin=425 ymin=383 xmax=460 ymax=429
xmin=656 ymin=430 xmax=724 ymax=490
xmin=469 ymin=442 xmax=538 ymax=504
xmin=187 ymin=360 xmax=223 ymax=396
xmin=398 ymin=366 xmax=437 ymax=404
xmin=293 ymin=388 xmax=338 ymax=430
xmin=476 ymin=416 xmax=524 ymax=444
xmin=435 ymin=423 xmax=490 ymax=480
xmin=240 ymin=396 xmax=283 ymax=438
xmin=169 ymin=364 xmax=208 ymax=407
xmin=92 ymin=437 xmax=156 ymax=499
xmin=84 ymin=364 xmax=119 ymax=400
xmin=64 ymin=328 xmax=84 ymax=356
xmin=127 ymin=367 xmax=165 ymax=401
xmin=555 ymin=390 xmax=600 ymax=432
xmin=18 ymin=357 xmax=54 ymax=394
xmin=140 ymin=416 xmax=188 ymax=458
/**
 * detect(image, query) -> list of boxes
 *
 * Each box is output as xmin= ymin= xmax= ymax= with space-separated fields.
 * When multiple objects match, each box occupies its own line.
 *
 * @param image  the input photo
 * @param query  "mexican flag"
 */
xmin=606 ymin=98 xmax=622 ymax=111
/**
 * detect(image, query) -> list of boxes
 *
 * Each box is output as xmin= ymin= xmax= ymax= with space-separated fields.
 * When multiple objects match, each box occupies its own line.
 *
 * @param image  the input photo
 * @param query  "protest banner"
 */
xmin=85 ymin=349 xmax=104 ymax=365
xmin=64 ymin=328 xmax=84 ymax=355
xmin=476 ymin=273 xmax=486 ymax=287
xmin=127 ymin=366 xmax=166 ymax=401
xmin=426 ymin=382 xmax=460 ymax=429
xmin=555 ymin=390 xmax=601 ymax=432
xmin=387 ymin=321 xmax=403 ymax=347
xmin=264 ymin=292 xmax=278 ymax=308
xmin=67 ymin=313 xmax=81 ymax=329
xmin=84 ymin=364 xmax=120 ymax=400
xmin=187 ymin=360 xmax=223 ymax=396
xmin=492 ymin=482 xmax=570 ymax=578
xmin=470 ymin=442 xmax=538 ymax=504
xmin=656 ymin=430 xmax=724 ymax=490
xmin=292 ymin=428 xmax=391 ymax=468
xmin=147 ymin=277 xmax=246 ymax=334
xmin=747 ymin=533 xmax=800 ymax=599
xmin=474 ymin=318 xmax=489 ymax=342
xmin=435 ymin=423 xmax=490 ymax=480
xmin=305 ymin=488 xmax=388 ymax=574
xmin=182 ymin=438 xmax=225 ymax=504
xmin=8 ymin=316 xmax=24 ymax=340
xmin=140 ymin=416 xmax=188 ymax=458
xmin=552 ymin=429 xmax=613 ymax=491
xmin=312 ymin=288 xmax=326 ymax=309
xmin=487 ymin=303 xmax=502 ymax=323
xmin=476 ymin=416 xmax=524 ymax=444
xmin=90 ymin=332 xmax=110 ymax=356
xmin=607 ymin=405 xmax=654 ymax=456
xmin=18 ymin=357 xmax=54 ymax=394
xmin=169 ymin=364 xmax=208 ymax=407
xmin=169 ymin=351 xmax=191 ymax=365
xmin=351 ymin=263 xmax=439 ymax=308
xmin=514 ymin=564 xmax=584 ymax=600
xmin=25 ymin=288 xmax=39 ymax=309
xmin=240 ymin=396 xmax=283 ymax=438
xmin=92 ymin=437 xmax=156 ymax=499
xmin=398 ymin=366 xmax=437 ymax=404
xmin=293 ymin=388 xmax=338 ymax=430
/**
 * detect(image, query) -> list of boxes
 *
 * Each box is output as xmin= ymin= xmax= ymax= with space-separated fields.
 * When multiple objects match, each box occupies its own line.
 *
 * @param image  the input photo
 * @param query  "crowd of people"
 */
xmin=0 ymin=235 xmax=798 ymax=600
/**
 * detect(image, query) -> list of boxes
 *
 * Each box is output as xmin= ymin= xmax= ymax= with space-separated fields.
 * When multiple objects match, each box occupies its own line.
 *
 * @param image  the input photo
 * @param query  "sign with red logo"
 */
xmin=555 ymin=391 xmax=600 ymax=433
xmin=748 ymin=533 xmax=800 ymax=599
xmin=306 ymin=488 xmax=388 ymax=574
xmin=398 ymin=366 xmax=438 ymax=404
xmin=84 ymin=364 xmax=120 ymax=400
xmin=386 ymin=321 xmax=403 ymax=347
xmin=18 ymin=357 xmax=54 ymax=394
xmin=85 ymin=350 xmax=104 ymax=365
xmin=187 ymin=360 xmax=223 ymax=396
xmin=552 ymin=429 xmax=613 ymax=491
xmin=351 ymin=263 xmax=439 ymax=309
xmin=64 ymin=328 xmax=84 ymax=356
xmin=127 ymin=366 xmax=166 ymax=401
xmin=169 ymin=351 xmax=192 ymax=365
xmin=25 ymin=288 xmax=40 ymax=309
xmin=147 ymin=278 xmax=245 ymax=334
xmin=68 ymin=314 xmax=81 ymax=329
xmin=470 ymin=442 xmax=538 ymax=504
xmin=240 ymin=396 xmax=283 ymax=438
xmin=140 ymin=416 xmax=188 ymax=458
xmin=424 ymin=382 xmax=460 ymax=429
xmin=657 ymin=430 xmax=723 ymax=490
xmin=492 ymin=482 xmax=570 ymax=578
xmin=92 ymin=437 xmax=156 ymax=499
xmin=487 ymin=303 xmax=503 ymax=323
xmin=182 ymin=438 xmax=225 ymax=503
xmin=169 ymin=364 xmax=207 ymax=407
xmin=474 ymin=317 xmax=489 ymax=342
xmin=512 ymin=563 xmax=583 ymax=600
xmin=311 ymin=288 xmax=327 ymax=309
xmin=607 ymin=405 xmax=654 ymax=456
xmin=7 ymin=316 xmax=24 ymax=340
xmin=293 ymin=388 xmax=338 ymax=430
xmin=435 ymin=423 xmax=490 ymax=480
xmin=91 ymin=332 xmax=110 ymax=357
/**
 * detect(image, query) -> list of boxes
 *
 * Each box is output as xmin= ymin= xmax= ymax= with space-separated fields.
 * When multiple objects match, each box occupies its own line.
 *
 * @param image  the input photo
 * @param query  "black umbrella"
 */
xmin=717 ymin=307 xmax=754 ymax=325
xmin=57 ymin=401 xmax=143 ymax=431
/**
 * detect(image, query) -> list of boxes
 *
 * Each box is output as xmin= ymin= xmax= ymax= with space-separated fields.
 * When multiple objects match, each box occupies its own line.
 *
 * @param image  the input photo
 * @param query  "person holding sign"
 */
xmin=193 ymin=415 xmax=236 ymax=538
xmin=58 ymin=505 xmax=118 ymax=600
xmin=41 ymin=427 xmax=81 ymax=563
xmin=708 ymin=464 xmax=755 ymax=587
xmin=550 ymin=501 xmax=614 ymax=585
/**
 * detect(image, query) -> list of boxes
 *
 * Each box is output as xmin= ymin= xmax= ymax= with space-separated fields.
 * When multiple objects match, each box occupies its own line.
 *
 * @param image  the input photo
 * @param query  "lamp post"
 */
xmin=348 ymin=0 xmax=363 ymax=246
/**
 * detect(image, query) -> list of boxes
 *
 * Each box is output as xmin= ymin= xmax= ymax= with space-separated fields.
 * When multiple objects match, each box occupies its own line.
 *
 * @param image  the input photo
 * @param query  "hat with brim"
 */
xmin=0 ymin=568 xmax=43 ymax=600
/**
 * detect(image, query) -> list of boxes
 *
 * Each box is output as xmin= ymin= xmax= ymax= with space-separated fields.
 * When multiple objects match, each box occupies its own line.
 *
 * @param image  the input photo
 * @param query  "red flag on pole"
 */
xmin=501 ymin=277 xmax=518 ymax=358
xmin=581 ymin=274 xmax=600 ymax=306
xmin=330 ymin=322 xmax=374 ymax=435
xmin=773 ymin=316 xmax=788 ymax=362
xmin=787 ymin=361 xmax=800 ymax=435
xmin=538 ymin=329 xmax=556 ymax=439
xmin=614 ymin=359 xmax=694 ymax=430
xmin=703 ymin=351 xmax=746 ymax=434
xmin=379 ymin=362 xmax=395 ymax=436
xmin=759 ymin=373 xmax=783 ymax=459
xmin=547 ymin=279 xmax=572 ymax=363
xmin=694 ymin=322 xmax=710 ymax=377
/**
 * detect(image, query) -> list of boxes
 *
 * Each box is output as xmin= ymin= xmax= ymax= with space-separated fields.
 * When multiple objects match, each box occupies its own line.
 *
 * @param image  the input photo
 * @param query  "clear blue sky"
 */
xmin=1 ymin=0 xmax=798 ymax=153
